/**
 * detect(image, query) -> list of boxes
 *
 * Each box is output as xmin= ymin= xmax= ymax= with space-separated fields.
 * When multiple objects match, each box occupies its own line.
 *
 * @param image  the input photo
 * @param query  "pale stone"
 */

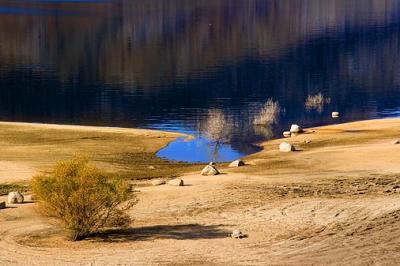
xmin=332 ymin=112 xmax=340 ymax=118
xmin=283 ymin=131 xmax=291 ymax=137
xmin=279 ymin=142 xmax=295 ymax=152
xmin=231 ymin=229 xmax=245 ymax=239
xmin=229 ymin=160 xmax=245 ymax=167
xmin=201 ymin=165 xmax=220 ymax=176
xmin=7 ymin=192 xmax=24 ymax=204
xmin=290 ymin=124 xmax=302 ymax=133
xmin=392 ymin=139 xmax=400 ymax=145
xmin=168 ymin=178 xmax=184 ymax=186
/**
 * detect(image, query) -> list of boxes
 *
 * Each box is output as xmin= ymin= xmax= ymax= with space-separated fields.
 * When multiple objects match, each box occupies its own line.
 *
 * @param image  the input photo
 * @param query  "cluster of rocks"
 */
xmin=0 ymin=191 xmax=25 ymax=209
xmin=151 ymin=159 xmax=246 ymax=187
xmin=201 ymin=159 xmax=245 ymax=175
xmin=280 ymin=124 xmax=304 ymax=152
xmin=282 ymin=124 xmax=302 ymax=138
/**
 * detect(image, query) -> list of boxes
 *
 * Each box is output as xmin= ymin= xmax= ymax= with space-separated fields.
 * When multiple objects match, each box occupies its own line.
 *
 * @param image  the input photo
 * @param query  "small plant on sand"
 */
xmin=31 ymin=157 xmax=136 ymax=241
xmin=305 ymin=93 xmax=331 ymax=113
xmin=253 ymin=99 xmax=281 ymax=126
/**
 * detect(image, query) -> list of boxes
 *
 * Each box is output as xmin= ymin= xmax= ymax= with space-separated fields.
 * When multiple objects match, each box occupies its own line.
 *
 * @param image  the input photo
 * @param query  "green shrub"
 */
xmin=31 ymin=157 xmax=136 ymax=241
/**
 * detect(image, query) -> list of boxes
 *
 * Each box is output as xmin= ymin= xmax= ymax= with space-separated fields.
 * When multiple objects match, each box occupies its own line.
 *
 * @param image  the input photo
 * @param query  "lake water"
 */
xmin=1 ymin=0 xmax=400 ymax=162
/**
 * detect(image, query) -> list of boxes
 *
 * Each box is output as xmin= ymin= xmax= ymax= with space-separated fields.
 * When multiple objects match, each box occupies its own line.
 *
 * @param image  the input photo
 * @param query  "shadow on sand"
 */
xmin=88 ymin=224 xmax=230 ymax=242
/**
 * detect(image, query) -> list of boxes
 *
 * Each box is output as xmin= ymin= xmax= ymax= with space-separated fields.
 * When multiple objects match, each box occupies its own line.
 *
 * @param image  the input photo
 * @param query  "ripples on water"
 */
xmin=0 ymin=0 xmax=400 ymax=162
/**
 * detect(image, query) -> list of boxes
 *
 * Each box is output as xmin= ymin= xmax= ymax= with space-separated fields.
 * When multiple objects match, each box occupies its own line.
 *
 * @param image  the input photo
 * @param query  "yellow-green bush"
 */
xmin=31 ymin=157 xmax=136 ymax=241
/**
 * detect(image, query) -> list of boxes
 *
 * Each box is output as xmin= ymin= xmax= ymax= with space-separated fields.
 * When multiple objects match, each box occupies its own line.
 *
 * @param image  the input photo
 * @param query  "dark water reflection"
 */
xmin=1 ymin=0 xmax=400 ymax=162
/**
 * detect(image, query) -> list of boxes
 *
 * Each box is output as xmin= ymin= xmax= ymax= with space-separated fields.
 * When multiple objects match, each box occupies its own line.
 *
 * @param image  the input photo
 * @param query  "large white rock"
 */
xmin=290 ymin=124 xmax=302 ymax=133
xmin=7 ymin=191 xmax=24 ymax=204
xmin=0 ymin=201 xmax=5 ymax=209
xmin=279 ymin=142 xmax=295 ymax=152
xmin=168 ymin=178 xmax=184 ymax=186
xmin=201 ymin=165 xmax=220 ymax=176
xmin=229 ymin=160 xmax=245 ymax=167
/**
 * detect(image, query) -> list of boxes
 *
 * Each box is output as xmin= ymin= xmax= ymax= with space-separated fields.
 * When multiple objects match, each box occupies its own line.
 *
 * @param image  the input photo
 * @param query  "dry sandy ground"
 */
xmin=1 ymin=119 xmax=400 ymax=265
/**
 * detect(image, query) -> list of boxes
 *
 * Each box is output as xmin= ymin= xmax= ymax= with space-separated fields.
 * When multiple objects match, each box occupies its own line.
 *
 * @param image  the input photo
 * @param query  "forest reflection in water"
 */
xmin=1 ymin=0 xmax=400 ymax=161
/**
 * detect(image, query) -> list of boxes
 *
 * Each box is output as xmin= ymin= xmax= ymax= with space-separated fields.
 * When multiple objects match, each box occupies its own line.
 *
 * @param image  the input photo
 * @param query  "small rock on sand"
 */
xmin=290 ymin=124 xmax=302 ymax=133
xmin=279 ymin=142 xmax=295 ymax=152
xmin=332 ymin=112 xmax=340 ymax=118
xmin=7 ymin=191 xmax=24 ymax=204
xmin=0 ymin=201 xmax=5 ymax=209
xmin=392 ymin=139 xmax=400 ymax=145
xmin=283 ymin=131 xmax=291 ymax=138
xmin=229 ymin=160 xmax=245 ymax=167
xmin=201 ymin=165 xmax=220 ymax=176
xmin=151 ymin=179 xmax=166 ymax=186
xmin=168 ymin=178 xmax=184 ymax=186
xmin=231 ymin=229 xmax=245 ymax=239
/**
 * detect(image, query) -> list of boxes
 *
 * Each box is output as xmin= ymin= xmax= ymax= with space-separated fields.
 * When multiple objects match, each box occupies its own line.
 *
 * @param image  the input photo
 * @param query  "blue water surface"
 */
xmin=1 ymin=0 xmax=400 ymax=162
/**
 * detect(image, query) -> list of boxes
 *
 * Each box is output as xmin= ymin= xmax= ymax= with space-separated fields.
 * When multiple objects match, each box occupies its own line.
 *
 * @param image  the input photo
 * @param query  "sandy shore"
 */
xmin=0 ymin=121 xmax=196 ymax=183
xmin=1 ymin=119 xmax=400 ymax=265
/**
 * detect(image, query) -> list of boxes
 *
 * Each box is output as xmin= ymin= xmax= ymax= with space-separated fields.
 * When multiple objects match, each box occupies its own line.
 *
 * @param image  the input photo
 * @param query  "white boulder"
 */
xmin=229 ymin=160 xmax=245 ymax=167
xmin=7 ymin=191 xmax=24 ymax=204
xmin=283 ymin=131 xmax=291 ymax=138
xmin=279 ymin=142 xmax=295 ymax=152
xmin=201 ymin=165 xmax=220 ymax=176
xmin=290 ymin=124 xmax=302 ymax=133
xmin=168 ymin=178 xmax=184 ymax=186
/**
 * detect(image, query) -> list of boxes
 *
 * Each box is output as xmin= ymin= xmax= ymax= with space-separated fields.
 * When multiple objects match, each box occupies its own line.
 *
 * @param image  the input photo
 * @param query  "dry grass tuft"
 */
xmin=305 ymin=93 xmax=331 ymax=113
xmin=253 ymin=99 xmax=281 ymax=126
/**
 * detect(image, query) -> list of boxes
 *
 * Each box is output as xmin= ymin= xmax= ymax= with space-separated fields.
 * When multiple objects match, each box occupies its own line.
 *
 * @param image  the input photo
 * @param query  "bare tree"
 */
xmin=201 ymin=110 xmax=233 ymax=161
